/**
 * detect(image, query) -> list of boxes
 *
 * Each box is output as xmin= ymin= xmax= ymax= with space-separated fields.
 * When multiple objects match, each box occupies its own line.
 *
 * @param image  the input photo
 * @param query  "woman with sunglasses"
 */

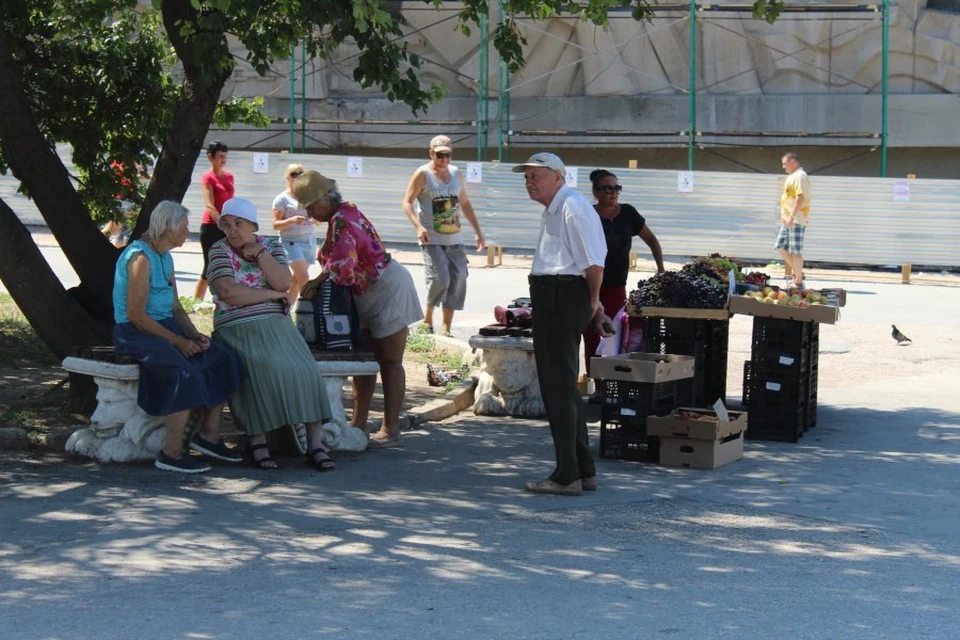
xmin=584 ymin=169 xmax=665 ymax=390
xmin=272 ymin=163 xmax=316 ymax=306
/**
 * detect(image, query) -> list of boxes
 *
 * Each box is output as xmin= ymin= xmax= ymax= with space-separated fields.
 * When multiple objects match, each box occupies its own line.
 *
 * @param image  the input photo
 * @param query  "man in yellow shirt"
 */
xmin=775 ymin=152 xmax=811 ymax=287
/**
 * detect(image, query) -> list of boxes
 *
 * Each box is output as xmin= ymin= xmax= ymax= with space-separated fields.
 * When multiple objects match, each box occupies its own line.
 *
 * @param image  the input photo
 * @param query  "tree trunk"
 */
xmin=0 ymin=200 xmax=111 ymax=360
xmin=0 ymin=28 xmax=118 ymax=312
xmin=133 ymin=0 xmax=232 ymax=238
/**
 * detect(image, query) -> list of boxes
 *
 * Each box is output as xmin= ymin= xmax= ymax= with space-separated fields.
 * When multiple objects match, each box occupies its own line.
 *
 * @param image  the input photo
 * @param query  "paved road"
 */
xmin=2 ymin=228 xmax=960 ymax=638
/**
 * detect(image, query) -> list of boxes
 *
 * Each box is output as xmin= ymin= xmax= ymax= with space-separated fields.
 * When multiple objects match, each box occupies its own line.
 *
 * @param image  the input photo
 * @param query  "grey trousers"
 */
xmin=529 ymin=274 xmax=596 ymax=485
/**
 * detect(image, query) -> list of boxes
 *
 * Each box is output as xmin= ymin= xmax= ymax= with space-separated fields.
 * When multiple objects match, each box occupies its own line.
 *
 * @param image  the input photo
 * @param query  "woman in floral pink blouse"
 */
xmin=296 ymin=171 xmax=423 ymax=447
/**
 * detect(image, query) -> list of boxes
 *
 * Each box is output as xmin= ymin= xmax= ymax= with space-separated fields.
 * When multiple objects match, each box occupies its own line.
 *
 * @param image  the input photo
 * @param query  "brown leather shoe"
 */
xmin=581 ymin=476 xmax=598 ymax=491
xmin=524 ymin=478 xmax=583 ymax=496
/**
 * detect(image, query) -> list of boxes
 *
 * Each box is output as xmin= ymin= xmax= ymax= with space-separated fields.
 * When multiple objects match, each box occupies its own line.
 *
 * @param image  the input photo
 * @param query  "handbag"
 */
xmin=295 ymin=279 xmax=362 ymax=351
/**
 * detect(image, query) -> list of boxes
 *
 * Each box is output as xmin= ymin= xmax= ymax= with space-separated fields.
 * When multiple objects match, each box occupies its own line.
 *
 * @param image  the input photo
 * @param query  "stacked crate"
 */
xmin=743 ymin=317 xmax=820 ymax=442
xmin=644 ymin=316 xmax=730 ymax=407
xmin=599 ymin=378 xmax=680 ymax=461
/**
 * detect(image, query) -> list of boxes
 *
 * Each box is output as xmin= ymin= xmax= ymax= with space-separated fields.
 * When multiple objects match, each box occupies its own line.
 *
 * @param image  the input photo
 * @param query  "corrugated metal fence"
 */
xmin=4 ymin=148 xmax=959 ymax=266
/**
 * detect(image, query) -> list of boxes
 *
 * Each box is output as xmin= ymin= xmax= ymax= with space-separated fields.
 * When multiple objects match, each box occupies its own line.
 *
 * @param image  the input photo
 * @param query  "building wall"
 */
xmin=212 ymin=1 xmax=960 ymax=177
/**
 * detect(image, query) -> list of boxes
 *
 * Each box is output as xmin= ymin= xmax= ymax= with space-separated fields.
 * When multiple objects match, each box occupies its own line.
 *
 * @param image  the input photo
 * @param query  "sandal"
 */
xmin=306 ymin=447 xmax=337 ymax=472
xmin=368 ymin=431 xmax=401 ymax=448
xmin=247 ymin=443 xmax=279 ymax=470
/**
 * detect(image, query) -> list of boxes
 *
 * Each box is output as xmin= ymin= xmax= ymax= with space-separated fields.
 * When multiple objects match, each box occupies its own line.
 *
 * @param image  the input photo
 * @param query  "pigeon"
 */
xmin=891 ymin=324 xmax=912 ymax=345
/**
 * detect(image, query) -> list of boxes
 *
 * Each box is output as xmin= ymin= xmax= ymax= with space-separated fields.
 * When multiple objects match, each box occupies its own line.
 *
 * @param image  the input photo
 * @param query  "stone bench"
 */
xmin=62 ymin=351 xmax=379 ymax=463
xmin=467 ymin=335 xmax=544 ymax=418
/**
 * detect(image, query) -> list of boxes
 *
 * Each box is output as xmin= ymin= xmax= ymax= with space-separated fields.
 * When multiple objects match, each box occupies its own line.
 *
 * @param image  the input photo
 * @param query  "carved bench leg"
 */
xmin=66 ymin=376 xmax=165 ymax=463
xmin=319 ymin=375 xmax=368 ymax=452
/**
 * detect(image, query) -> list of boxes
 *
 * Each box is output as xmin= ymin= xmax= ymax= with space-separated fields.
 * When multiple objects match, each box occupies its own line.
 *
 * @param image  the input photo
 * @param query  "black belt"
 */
xmin=529 ymin=274 xmax=582 ymax=282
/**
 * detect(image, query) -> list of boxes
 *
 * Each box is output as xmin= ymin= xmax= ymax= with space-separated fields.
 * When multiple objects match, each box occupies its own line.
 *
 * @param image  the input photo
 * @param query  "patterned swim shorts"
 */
xmin=774 ymin=223 xmax=806 ymax=254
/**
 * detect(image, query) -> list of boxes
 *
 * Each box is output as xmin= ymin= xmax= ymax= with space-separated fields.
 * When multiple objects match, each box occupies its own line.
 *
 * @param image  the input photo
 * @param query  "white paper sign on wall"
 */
xmin=565 ymin=166 xmax=578 ymax=188
xmin=252 ymin=153 xmax=269 ymax=174
xmin=466 ymin=162 xmax=482 ymax=184
xmin=347 ymin=157 xmax=363 ymax=178
xmin=677 ymin=171 xmax=694 ymax=193
xmin=893 ymin=179 xmax=910 ymax=202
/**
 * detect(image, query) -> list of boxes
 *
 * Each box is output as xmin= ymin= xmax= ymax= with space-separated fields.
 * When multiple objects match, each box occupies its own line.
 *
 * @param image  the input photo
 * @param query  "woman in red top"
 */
xmin=193 ymin=141 xmax=235 ymax=300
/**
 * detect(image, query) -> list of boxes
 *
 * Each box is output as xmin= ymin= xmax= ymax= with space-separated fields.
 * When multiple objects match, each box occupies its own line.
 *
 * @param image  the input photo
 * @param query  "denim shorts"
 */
xmin=281 ymin=236 xmax=316 ymax=265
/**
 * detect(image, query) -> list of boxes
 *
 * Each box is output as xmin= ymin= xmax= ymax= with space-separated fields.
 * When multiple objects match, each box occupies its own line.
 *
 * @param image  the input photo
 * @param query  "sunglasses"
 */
xmin=595 ymin=184 xmax=622 ymax=193
xmin=434 ymin=152 xmax=451 ymax=159
xmin=289 ymin=171 xmax=303 ymax=178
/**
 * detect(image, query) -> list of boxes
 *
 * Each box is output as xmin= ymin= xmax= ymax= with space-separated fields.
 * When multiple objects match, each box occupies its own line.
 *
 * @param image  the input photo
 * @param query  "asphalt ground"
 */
xmin=1 ymin=227 xmax=959 ymax=638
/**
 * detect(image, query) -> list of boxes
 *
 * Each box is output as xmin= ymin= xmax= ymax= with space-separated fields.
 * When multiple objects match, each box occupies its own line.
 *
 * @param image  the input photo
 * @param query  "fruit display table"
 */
xmin=467 ymin=335 xmax=544 ymax=418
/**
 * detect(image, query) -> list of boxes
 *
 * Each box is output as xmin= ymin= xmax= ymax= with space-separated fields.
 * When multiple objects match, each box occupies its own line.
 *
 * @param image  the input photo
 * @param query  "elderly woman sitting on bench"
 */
xmin=112 ymin=200 xmax=245 ymax=474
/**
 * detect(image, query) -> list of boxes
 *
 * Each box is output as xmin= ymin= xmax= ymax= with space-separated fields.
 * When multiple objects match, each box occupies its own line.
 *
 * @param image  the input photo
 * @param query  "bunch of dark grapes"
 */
xmin=681 ymin=260 xmax=724 ymax=286
xmin=628 ymin=271 xmax=727 ymax=309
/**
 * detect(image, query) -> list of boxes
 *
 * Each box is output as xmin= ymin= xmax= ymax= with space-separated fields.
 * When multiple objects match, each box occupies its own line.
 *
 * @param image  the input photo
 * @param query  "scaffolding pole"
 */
xmin=881 ymin=0 xmax=889 ymax=177
xmin=688 ymin=0 xmax=697 ymax=171
xmin=289 ymin=41 xmax=307 ymax=153
xmin=478 ymin=12 xmax=489 ymax=161
xmin=300 ymin=42 xmax=306 ymax=153
xmin=289 ymin=44 xmax=296 ymax=153
xmin=496 ymin=0 xmax=510 ymax=162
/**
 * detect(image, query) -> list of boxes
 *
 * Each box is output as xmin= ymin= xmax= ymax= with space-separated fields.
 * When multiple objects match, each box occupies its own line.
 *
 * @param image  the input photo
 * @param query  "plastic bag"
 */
xmin=596 ymin=305 xmax=627 ymax=357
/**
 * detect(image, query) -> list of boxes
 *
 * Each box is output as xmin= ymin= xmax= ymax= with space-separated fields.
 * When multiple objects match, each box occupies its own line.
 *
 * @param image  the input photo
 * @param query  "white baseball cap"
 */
xmin=511 ymin=152 xmax=566 ymax=174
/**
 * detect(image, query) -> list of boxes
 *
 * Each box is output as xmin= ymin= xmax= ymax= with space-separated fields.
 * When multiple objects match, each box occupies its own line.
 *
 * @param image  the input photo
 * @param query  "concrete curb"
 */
xmin=0 ymin=427 xmax=29 ymax=451
xmin=407 ymin=377 xmax=477 ymax=428
xmin=404 ymin=334 xmax=479 ymax=428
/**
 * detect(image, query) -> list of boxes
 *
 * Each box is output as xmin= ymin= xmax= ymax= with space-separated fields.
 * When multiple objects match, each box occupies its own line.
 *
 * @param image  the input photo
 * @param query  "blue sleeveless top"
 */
xmin=113 ymin=240 xmax=176 ymax=323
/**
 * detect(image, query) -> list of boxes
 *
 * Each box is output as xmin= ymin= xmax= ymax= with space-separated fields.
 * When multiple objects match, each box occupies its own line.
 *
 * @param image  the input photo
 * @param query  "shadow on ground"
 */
xmin=1 ymin=401 xmax=959 ymax=637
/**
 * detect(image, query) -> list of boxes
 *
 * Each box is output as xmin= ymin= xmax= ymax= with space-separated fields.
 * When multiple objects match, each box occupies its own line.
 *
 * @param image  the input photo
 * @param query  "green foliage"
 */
xmin=0 ymin=3 xmax=177 ymax=224
xmin=178 ymin=295 xmax=200 ymax=314
xmin=406 ymin=327 xmax=435 ymax=353
xmin=213 ymin=96 xmax=271 ymax=129
xmin=0 ymin=404 xmax=37 ymax=429
xmin=753 ymin=0 xmax=786 ymax=24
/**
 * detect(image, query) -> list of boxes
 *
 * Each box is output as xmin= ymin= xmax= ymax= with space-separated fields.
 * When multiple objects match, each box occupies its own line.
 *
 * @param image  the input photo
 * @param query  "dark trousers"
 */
xmin=529 ymin=274 xmax=596 ymax=485
xmin=199 ymin=223 xmax=226 ymax=280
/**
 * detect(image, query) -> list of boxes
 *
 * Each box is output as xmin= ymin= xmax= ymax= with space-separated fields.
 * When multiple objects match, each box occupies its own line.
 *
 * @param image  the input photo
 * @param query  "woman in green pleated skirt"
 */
xmin=215 ymin=314 xmax=331 ymax=433
xmin=207 ymin=197 xmax=336 ymax=471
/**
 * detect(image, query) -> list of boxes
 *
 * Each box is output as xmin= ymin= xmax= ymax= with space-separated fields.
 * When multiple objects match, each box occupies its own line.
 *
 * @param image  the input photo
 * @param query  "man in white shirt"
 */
xmin=513 ymin=152 xmax=612 ymax=496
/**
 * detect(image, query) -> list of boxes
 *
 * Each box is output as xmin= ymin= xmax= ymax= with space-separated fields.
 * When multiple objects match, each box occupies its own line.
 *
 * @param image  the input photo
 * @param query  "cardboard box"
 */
xmin=728 ymin=295 xmax=839 ymax=324
xmin=590 ymin=353 xmax=695 ymax=384
xmin=648 ymin=408 xmax=748 ymax=469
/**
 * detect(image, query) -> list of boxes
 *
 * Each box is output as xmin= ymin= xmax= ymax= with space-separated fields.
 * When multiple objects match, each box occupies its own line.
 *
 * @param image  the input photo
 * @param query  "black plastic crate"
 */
xmin=742 ymin=360 xmax=752 ymax=406
xmin=752 ymin=345 xmax=811 ymax=376
xmin=744 ymin=396 xmax=806 ymax=443
xmin=750 ymin=362 xmax=808 ymax=398
xmin=599 ymin=415 xmax=660 ymax=461
xmin=751 ymin=317 xmax=813 ymax=354
xmin=645 ymin=318 xmax=729 ymax=407
xmin=807 ymin=392 xmax=818 ymax=429
xmin=599 ymin=379 xmax=679 ymax=417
